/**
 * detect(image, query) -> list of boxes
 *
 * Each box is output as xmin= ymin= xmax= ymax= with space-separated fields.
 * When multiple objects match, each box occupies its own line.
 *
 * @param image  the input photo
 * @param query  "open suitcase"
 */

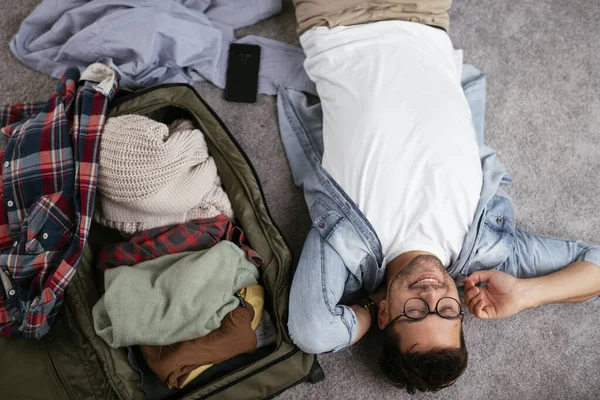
xmin=0 ymin=84 xmax=324 ymax=399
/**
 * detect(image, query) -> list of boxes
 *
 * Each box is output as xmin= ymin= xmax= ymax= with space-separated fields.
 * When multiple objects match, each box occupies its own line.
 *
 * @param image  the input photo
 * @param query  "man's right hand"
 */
xmin=463 ymin=270 xmax=527 ymax=320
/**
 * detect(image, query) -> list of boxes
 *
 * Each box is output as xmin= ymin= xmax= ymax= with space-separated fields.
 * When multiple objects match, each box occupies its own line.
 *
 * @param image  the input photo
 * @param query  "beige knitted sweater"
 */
xmin=95 ymin=115 xmax=234 ymax=234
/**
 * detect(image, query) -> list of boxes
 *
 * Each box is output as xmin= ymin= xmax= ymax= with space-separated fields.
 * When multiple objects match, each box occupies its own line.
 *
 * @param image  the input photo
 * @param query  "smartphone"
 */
xmin=224 ymin=43 xmax=261 ymax=103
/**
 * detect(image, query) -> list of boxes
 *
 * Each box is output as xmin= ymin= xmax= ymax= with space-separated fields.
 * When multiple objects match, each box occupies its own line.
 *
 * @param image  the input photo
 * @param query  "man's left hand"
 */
xmin=463 ymin=270 xmax=527 ymax=320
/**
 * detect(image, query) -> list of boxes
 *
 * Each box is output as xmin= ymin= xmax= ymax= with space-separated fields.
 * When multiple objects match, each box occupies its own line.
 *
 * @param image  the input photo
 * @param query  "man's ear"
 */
xmin=378 ymin=299 xmax=388 ymax=330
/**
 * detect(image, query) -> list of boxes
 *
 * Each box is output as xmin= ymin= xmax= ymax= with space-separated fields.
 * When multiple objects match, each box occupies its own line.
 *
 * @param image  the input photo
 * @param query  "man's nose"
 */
xmin=418 ymin=288 xmax=442 ymax=305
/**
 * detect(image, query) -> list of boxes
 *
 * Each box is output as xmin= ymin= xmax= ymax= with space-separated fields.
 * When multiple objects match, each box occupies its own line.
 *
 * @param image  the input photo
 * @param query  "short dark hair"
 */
xmin=379 ymin=328 xmax=468 ymax=394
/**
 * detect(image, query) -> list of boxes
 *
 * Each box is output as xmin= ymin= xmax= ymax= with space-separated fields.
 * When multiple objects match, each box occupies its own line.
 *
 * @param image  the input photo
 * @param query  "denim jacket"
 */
xmin=277 ymin=64 xmax=600 ymax=295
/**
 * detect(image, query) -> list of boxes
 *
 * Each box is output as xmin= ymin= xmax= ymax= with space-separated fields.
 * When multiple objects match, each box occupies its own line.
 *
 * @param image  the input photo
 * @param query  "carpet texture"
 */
xmin=1 ymin=1 xmax=599 ymax=399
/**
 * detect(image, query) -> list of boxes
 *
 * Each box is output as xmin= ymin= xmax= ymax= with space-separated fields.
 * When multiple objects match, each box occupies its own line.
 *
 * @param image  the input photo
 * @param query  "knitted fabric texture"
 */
xmin=96 ymin=115 xmax=234 ymax=234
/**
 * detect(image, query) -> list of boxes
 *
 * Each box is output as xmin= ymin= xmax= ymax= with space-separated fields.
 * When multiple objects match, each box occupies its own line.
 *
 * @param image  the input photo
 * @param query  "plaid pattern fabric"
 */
xmin=97 ymin=214 xmax=263 ymax=272
xmin=0 ymin=66 xmax=119 ymax=338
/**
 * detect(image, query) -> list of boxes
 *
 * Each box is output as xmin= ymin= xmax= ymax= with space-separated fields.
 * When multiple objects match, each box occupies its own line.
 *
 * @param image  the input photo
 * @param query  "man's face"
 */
xmin=378 ymin=255 xmax=462 ymax=353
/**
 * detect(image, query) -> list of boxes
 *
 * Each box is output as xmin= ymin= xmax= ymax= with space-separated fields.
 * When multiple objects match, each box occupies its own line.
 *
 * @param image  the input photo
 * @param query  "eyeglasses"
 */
xmin=385 ymin=297 xmax=464 ymax=330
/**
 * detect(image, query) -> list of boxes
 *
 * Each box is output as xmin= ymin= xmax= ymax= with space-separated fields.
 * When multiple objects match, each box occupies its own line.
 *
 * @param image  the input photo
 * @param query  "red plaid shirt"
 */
xmin=0 ymin=65 xmax=119 ymax=338
xmin=96 ymin=214 xmax=262 ymax=272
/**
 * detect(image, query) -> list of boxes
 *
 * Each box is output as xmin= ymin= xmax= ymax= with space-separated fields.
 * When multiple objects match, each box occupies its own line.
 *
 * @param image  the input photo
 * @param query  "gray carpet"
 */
xmin=2 ymin=1 xmax=599 ymax=399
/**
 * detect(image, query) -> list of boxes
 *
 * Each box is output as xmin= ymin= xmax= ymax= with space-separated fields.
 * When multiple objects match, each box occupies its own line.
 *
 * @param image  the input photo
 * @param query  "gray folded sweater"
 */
xmin=92 ymin=241 xmax=259 ymax=348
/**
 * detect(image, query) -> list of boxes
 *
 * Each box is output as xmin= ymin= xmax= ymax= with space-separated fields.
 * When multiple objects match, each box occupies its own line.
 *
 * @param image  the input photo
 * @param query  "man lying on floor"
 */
xmin=279 ymin=0 xmax=600 ymax=394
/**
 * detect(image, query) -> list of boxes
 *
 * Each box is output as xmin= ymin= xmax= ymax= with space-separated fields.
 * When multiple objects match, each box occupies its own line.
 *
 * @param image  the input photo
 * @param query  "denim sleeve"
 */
xmin=287 ymin=227 xmax=358 ymax=354
xmin=500 ymin=228 xmax=600 ymax=280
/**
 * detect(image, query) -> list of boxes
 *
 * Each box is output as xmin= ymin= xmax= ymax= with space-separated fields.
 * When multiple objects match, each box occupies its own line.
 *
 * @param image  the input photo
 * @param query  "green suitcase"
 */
xmin=0 ymin=84 xmax=323 ymax=400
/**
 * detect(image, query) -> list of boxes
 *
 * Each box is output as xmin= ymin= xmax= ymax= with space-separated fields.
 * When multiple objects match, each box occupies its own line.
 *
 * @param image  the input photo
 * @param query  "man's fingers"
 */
xmin=469 ymin=294 xmax=492 ymax=320
xmin=474 ymin=296 xmax=487 ymax=317
xmin=467 ymin=293 xmax=493 ymax=320
xmin=464 ymin=277 xmax=475 ymax=289
xmin=463 ymin=275 xmax=480 ymax=289
xmin=467 ymin=269 xmax=497 ymax=285
xmin=464 ymin=286 xmax=479 ymax=304
xmin=467 ymin=298 xmax=482 ymax=316
xmin=467 ymin=292 xmax=484 ymax=313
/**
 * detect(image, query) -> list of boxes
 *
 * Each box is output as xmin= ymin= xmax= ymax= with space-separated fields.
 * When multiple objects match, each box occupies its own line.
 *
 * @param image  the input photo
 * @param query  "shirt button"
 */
xmin=496 ymin=217 xmax=502 ymax=223
xmin=12 ymin=241 xmax=18 ymax=247
xmin=8 ymin=289 xmax=15 ymax=296
xmin=7 ymin=200 xmax=13 ymax=207
xmin=3 ymin=161 xmax=9 ymax=168
xmin=318 ymin=222 xmax=325 ymax=228
xmin=42 ymin=233 xmax=49 ymax=240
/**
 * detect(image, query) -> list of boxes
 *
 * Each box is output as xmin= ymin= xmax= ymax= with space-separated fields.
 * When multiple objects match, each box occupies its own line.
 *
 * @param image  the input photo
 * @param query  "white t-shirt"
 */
xmin=300 ymin=21 xmax=483 ymax=267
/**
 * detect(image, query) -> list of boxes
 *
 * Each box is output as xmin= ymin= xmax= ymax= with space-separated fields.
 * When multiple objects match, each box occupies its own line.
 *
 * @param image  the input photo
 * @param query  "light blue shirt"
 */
xmin=10 ymin=0 xmax=316 ymax=95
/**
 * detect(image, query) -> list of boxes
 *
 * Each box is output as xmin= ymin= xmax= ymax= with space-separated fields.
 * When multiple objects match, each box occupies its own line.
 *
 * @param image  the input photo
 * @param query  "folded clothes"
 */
xmin=127 ymin=338 xmax=276 ymax=400
xmin=92 ymin=241 xmax=259 ymax=348
xmin=128 ymin=307 xmax=278 ymax=396
xmin=142 ymin=304 xmax=256 ymax=389
xmin=175 ymin=285 xmax=265 ymax=388
xmin=95 ymin=116 xmax=233 ymax=234
xmin=96 ymin=214 xmax=262 ymax=273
